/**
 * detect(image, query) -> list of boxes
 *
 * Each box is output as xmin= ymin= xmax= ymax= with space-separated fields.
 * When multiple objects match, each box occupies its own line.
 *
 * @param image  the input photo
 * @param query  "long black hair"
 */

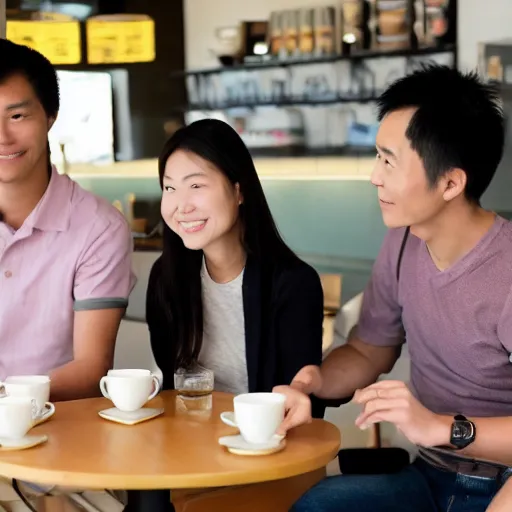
xmin=155 ymin=119 xmax=297 ymax=368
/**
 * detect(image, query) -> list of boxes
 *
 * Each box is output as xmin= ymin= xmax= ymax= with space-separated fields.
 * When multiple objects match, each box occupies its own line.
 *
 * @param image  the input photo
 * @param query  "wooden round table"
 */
xmin=0 ymin=391 xmax=340 ymax=511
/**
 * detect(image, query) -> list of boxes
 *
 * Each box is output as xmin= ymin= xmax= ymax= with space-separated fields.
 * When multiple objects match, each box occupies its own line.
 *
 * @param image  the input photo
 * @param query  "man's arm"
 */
xmin=50 ymin=208 xmax=135 ymax=401
xmin=313 ymin=329 xmax=401 ymax=399
xmin=49 ymin=308 xmax=124 ymax=401
xmin=431 ymin=415 xmax=512 ymax=467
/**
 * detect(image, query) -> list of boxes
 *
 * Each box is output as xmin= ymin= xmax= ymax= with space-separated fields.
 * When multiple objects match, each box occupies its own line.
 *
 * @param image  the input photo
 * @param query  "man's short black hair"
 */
xmin=0 ymin=39 xmax=59 ymax=119
xmin=377 ymin=64 xmax=504 ymax=204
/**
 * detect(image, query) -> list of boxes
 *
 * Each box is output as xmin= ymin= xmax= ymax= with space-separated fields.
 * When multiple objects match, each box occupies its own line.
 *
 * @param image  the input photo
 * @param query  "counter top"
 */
xmin=62 ymin=155 xmax=375 ymax=181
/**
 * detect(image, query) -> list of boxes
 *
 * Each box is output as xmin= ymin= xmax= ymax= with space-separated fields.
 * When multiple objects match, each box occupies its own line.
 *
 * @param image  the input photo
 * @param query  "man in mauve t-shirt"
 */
xmin=275 ymin=64 xmax=512 ymax=511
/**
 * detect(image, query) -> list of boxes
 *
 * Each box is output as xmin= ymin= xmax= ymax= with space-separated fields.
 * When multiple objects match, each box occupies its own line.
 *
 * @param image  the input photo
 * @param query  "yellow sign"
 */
xmin=86 ymin=19 xmax=155 ymax=64
xmin=6 ymin=21 xmax=81 ymax=65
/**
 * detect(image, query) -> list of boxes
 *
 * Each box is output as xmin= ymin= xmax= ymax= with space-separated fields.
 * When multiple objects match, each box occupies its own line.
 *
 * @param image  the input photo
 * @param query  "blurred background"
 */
xmin=2 ymin=0 xmax=512 ymax=303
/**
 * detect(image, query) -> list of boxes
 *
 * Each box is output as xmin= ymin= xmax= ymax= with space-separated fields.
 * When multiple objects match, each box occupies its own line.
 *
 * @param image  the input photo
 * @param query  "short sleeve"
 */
xmin=498 ymin=285 xmax=512 ymax=353
xmin=356 ymin=229 xmax=405 ymax=347
xmin=73 ymin=212 xmax=136 ymax=311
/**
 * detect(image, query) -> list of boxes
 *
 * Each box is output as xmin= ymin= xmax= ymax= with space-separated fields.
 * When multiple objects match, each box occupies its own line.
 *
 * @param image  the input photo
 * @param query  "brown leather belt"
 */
xmin=419 ymin=447 xmax=511 ymax=481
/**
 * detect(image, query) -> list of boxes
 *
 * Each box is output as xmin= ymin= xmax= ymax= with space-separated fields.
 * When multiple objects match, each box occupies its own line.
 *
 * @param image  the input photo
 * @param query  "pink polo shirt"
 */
xmin=0 ymin=167 xmax=135 ymax=379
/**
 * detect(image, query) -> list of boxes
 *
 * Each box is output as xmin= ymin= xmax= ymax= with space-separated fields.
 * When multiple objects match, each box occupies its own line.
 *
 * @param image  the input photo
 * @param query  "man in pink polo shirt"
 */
xmin=0 ymin=39 xmax=135 ymax=402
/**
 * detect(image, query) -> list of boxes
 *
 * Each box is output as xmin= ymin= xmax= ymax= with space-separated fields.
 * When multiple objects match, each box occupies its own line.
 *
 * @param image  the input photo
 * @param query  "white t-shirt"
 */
xmin=198 ymin=259 xmax=248 ymax=395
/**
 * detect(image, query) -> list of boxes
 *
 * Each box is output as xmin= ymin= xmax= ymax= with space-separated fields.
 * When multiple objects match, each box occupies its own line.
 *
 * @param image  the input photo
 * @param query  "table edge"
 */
xmin=0 ymin=444 xmax=340 ymax=490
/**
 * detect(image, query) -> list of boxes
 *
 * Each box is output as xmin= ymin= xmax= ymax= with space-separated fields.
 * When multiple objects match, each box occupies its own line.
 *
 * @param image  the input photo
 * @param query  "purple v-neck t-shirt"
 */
xmin=358 ymin=216 xmax=512 ymax=417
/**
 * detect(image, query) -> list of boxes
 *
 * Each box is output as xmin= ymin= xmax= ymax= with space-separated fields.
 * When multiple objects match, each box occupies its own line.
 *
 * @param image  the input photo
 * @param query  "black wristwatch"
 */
xmin=450 ymin=414 xmax=476 ymax=449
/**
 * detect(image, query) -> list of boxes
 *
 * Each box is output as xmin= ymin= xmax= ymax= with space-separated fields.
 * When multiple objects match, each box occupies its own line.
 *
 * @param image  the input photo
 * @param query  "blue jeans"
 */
xmin=291 ymin=458 xmax=503 ymax=512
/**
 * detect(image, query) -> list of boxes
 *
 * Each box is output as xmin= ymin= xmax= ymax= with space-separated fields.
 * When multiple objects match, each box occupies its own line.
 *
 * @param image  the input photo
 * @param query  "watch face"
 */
xmin=453 ymin=421 xmax=474 ymax=442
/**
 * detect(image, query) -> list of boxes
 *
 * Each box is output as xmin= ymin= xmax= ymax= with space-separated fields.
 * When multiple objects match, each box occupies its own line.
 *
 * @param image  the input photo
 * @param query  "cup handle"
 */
xmin=220 ymin=411 xmax=238 ymax=428
xmin=39 ymin=402 xmax=55 ymax=422
xmin=148 ymin=375 xmax=161 ymax=401
xmin=99 ymin=377 xmax=111 ymax=399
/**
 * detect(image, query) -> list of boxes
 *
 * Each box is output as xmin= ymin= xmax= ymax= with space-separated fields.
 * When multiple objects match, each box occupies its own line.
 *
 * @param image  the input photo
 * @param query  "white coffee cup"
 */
xmin=220 ymin=392 xmax=286 ymax=444
xmin=0 ymin=396 xmax=38 ymax=439
xmin=100 ymin=370 xmax=161 ymax=412
xmin=0 ymin=375 xmax=55 ymax=421
xmin=107 ymin=369 xmax=162 ymax=393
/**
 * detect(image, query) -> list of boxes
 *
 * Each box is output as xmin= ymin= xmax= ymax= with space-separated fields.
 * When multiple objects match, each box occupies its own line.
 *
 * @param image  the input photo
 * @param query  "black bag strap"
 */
xmin=396 ymin=226 xmax=410 ymax=282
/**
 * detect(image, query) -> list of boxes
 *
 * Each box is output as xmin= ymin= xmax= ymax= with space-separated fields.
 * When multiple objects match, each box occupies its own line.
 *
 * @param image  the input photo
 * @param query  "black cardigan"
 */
xmin=146 ymin=254 xmax=326 ymax=419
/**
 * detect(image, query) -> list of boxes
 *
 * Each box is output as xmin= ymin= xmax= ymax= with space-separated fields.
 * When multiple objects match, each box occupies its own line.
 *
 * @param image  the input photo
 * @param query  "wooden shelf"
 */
xmin=174 ymin=45 xmax=455 ymax=77
xmin=178 ymin=45 xmax=455 ymax=111
xmin=184 ymin=94 xmax=380 ymax=111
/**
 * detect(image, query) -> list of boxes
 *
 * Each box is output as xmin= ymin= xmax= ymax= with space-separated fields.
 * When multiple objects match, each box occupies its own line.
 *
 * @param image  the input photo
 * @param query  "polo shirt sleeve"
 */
xmin=356 ymin=229 xmax=405 ymax=347
xmin=73 ymin=212 xmax=136 ymax=312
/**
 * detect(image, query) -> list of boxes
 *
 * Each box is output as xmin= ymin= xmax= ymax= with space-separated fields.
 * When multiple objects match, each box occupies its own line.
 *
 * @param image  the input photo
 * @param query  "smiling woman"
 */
xmin=147 ymin=118 xmax=325 ymax=401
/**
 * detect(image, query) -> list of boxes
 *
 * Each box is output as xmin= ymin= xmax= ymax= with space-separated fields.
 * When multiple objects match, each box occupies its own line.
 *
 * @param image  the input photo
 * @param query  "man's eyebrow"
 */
xmin=376 ymin=144 xmax=397 ymax=159
xmin=5 ymin=100 xmax=33 ymax=111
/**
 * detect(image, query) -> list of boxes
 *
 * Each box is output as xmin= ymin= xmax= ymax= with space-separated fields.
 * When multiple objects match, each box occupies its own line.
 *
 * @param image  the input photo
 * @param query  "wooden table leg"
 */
xmin=124 ymin=490 xmax=174 ymax=512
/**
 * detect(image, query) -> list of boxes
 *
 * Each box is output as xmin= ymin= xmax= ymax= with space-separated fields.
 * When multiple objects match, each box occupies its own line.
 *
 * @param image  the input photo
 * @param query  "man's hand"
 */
xmin=272 ymin=365 xmax=323 ymax=435
xmin=273 ymin=385 xmax=312 ymax=435
xmin=353 ymin=380 xmax=451 ymax=447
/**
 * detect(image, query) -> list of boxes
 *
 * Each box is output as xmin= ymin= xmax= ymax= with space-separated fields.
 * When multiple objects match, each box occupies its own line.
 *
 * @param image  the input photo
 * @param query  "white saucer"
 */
xmin=0 ymin=434 xmax=48 ymax=451
xmin=34 ymin=402 xmax=55 ymax=426
xmin=98 ymin=407 xmax=164 ymax=426
xmin=218 ymin=434 xmax=286 ymax=456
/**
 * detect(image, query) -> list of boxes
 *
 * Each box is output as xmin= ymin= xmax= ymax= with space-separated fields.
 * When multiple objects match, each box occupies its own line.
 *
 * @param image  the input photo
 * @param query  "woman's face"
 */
xmin=161 ymin=149 xmax=243 ymax=252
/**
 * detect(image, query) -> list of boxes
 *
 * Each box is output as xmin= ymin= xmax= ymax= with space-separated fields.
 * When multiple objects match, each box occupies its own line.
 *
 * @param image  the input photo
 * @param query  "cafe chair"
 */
xmin=319 ymin=273 xmax=343 ymax=354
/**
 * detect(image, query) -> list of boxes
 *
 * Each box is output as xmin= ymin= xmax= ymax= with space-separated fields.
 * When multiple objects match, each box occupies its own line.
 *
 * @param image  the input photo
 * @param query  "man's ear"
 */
xmin=441 ymin=167 xmax=467 ymax=202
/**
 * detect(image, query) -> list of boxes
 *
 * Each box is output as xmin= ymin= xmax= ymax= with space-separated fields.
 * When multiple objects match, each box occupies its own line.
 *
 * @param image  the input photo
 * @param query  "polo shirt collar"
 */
xmin=25 ymin=166 xmax=73 ymax=232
